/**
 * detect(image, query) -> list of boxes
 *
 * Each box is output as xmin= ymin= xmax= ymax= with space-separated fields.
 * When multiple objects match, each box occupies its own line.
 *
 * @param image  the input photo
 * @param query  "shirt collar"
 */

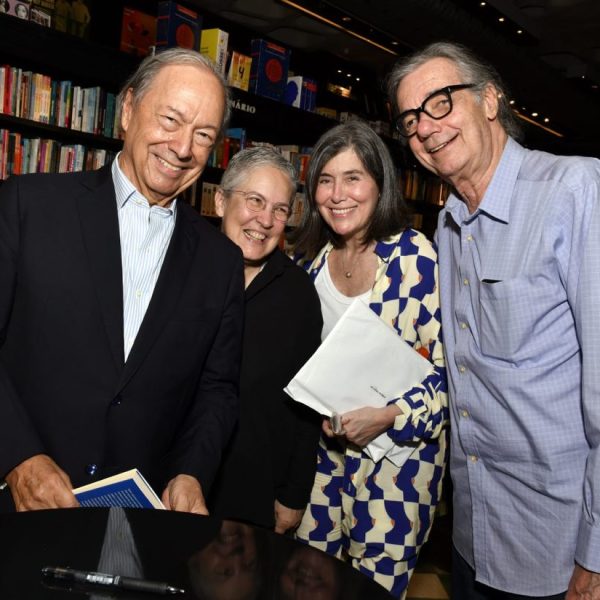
xmin=445 ymin=137 xmax=526 ymax=226
xmin=111 ymin=153 xmax=177 ymax=216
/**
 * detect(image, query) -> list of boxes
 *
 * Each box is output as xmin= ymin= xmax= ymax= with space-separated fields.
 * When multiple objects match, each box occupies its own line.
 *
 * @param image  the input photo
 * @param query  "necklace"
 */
xmin=340 ymin=247 xmax=362 ymax=278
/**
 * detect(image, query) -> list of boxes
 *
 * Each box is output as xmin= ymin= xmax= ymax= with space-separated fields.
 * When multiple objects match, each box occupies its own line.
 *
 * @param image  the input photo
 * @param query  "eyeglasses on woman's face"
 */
xmin=223 ymin=189 xmax=292 ymax=223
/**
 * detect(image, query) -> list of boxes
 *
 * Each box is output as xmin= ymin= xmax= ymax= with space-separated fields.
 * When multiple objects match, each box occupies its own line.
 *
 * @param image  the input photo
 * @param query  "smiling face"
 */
xmin=314 ymin=147 xmax=380 ymax=243
xmin=215 ymin=165 xmax=293 ymax=267
xmin=396 ymin=57 xmax=503 ymax=191
xmin=119 ymin=63 xmax=225 ymax=207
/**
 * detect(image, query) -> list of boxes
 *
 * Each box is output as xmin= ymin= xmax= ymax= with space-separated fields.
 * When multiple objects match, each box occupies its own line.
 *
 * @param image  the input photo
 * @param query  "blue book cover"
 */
xmin=156 ymin=1 xmax=201 ymax=51
xmin=249 ymin=39 xmax=290 ymax=101
xmin=73 ymin=468 xmax=164 ymax=509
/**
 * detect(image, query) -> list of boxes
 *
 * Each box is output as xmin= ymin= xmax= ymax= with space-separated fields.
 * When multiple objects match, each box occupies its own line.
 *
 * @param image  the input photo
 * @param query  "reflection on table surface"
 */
xmin=0 ymin=507 xmax=393 ymax=599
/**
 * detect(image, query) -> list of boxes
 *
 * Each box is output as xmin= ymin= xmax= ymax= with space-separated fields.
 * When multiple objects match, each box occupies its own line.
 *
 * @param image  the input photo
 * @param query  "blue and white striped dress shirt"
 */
xmin=435 ymin=137 xmax=600 ymax=595
xmin=112 ymin=156 xmax=177 ymax=361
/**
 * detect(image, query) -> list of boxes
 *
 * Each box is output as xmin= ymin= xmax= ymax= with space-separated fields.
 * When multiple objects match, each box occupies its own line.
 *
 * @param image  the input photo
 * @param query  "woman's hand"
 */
xmin=274 ymin=500 xmax=304 ymax=534
xmin=322 ymin=416 xmax=336 ymax=438
xmin=334 ymin=405 xmax=402 ymax=448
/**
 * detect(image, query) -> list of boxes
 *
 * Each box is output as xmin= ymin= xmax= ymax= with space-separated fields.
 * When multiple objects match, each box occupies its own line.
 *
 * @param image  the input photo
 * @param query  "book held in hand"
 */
xmin=285 ymin=298 xmax=434 ymax=466
xmin=73 ymin=468 xmax=165 ymax=509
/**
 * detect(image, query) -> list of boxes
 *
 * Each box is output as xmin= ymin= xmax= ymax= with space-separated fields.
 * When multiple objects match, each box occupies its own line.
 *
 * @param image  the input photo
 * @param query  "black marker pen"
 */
xmin=42 ymin=566 xmax=185 ymax=595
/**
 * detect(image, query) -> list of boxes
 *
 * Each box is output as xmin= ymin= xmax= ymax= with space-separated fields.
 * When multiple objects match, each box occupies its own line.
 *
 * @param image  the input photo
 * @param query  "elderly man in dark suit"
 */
xmin=0 ymin=48 xmax=244 ymax=514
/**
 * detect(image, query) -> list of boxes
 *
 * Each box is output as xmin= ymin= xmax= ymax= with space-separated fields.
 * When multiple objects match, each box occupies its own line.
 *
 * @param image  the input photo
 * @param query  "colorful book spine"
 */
xmin=0 ymin=67 xmax=6 ymax=114
xmin=200 ymin=28 xmax=229 ymax=77
xmin=70 ymin=85 xmax=82 ymax=131
xmin=227 ymin=51 xmax=251 ymax=92
xmin=301 ymin=78 xmax=317 ymax=112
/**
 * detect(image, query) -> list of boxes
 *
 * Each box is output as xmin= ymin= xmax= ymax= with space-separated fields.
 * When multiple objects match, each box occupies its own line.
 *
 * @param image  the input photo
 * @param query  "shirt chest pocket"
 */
xmin=478 ymin=275 xmax=562 ymax=363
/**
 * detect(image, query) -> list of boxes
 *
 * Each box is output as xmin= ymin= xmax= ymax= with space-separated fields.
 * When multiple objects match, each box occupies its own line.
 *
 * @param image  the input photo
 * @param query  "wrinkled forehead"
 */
xmin=397 ymin=57 xmax=463 ymax=110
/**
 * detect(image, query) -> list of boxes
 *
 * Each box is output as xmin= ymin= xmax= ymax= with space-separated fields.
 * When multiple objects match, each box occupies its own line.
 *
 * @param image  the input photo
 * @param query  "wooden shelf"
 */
xmin=229 ymin=87 xmax=336 ymax=147
xmin=0 ymin=114 xmax=123 ymax=151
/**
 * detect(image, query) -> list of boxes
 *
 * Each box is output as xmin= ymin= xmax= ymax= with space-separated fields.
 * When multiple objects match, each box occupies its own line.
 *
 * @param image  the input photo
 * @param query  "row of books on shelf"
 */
xmin=213 ymin=35 xmax=316 ymax=111
xmin=278 ymin=145 xmax=311 ymax=184
xmin=123 ymin=1 xmax=214 ymax=58
xmin=7 ymin=0 xmax=368 ymax=123
xmin=0 ymin=128 xmax=115 ymax=180
xmin=0 ymin=65 xmax=120 ymax=138
xmin=206 ymin=127 xmax=313 ymax=183
xmin=119 ymin=3 xmax=317 ymax=112
xmin=206 ymin=127 xmax=247 ymax=170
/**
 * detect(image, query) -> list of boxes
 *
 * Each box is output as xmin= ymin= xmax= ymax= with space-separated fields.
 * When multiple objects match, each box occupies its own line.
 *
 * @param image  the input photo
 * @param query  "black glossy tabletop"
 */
xmin=0 ymin=508 xmax=393 ymax=599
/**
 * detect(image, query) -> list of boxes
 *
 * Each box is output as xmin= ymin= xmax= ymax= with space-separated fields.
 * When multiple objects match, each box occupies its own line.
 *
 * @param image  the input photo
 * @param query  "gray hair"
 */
xmin=387 ymin=41 xmax=522 ymax=141
xmin=220 ymin=146 xmax=298 ymax=202
xmin=117 ymin=47 xmax=231 ymax=138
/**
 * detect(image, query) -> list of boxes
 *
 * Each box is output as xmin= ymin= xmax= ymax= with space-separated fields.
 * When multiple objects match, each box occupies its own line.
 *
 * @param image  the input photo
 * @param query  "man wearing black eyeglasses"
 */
xmin=388 ymin=42 xmax=600 ymax=600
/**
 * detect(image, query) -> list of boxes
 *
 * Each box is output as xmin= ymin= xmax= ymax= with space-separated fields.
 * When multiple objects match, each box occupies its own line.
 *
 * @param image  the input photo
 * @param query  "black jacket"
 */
xmin=209 ymin=249 xmax=322 ymax=529
xmin=0 ymin=166 xmax=244 ymax=511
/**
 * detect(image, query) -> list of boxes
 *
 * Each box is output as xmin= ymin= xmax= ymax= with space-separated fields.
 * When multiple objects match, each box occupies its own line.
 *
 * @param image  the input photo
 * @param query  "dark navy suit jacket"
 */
xmin=0 ymin=164 xmax=244 ymax=511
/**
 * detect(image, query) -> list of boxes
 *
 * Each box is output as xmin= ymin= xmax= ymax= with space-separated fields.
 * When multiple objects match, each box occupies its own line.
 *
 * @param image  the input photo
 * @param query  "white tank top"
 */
xmin=314 ymin=258 xmax=371 ymax=341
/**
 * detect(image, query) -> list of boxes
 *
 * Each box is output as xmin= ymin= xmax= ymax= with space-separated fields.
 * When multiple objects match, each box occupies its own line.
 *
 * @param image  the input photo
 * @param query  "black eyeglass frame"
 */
xmin=395 ymin=83 xmax=477 ymax=138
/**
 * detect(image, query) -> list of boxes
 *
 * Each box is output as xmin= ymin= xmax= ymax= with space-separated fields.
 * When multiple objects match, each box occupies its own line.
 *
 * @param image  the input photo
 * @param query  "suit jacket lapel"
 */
xmin=76 ymin=166 xmax=124 ymax=372
xmin=116 ymin=203 xmax=199 ymax=391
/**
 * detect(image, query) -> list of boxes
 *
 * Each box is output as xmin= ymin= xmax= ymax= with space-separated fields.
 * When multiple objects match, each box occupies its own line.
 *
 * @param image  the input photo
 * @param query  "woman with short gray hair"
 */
xmin=208 ymin=146 xmax=323 ymax=534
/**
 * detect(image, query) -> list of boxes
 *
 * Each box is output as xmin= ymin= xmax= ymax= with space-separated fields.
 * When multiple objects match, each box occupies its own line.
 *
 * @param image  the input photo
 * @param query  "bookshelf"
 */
xmin=0 ymin=11 xmax=132 ymax=176
xmin=228 ymin=87 xmax=334 ymax=147
xmin=0 ymin=113 xmax=122 ymax=150
xmin=0 ymin=5 xmax=447 ymax=236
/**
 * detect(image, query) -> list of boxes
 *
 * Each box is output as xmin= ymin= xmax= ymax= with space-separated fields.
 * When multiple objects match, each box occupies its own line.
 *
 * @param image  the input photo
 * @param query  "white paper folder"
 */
xmin=284 ymin=298 xmax=434 ymax=466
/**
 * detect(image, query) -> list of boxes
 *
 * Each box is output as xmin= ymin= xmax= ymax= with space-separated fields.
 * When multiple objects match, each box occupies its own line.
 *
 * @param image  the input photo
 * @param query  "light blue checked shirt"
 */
xmin=112 ymin=156 xmax=176 ymax=361
xmin=435 ymin=137 xmax=600 ymax=595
